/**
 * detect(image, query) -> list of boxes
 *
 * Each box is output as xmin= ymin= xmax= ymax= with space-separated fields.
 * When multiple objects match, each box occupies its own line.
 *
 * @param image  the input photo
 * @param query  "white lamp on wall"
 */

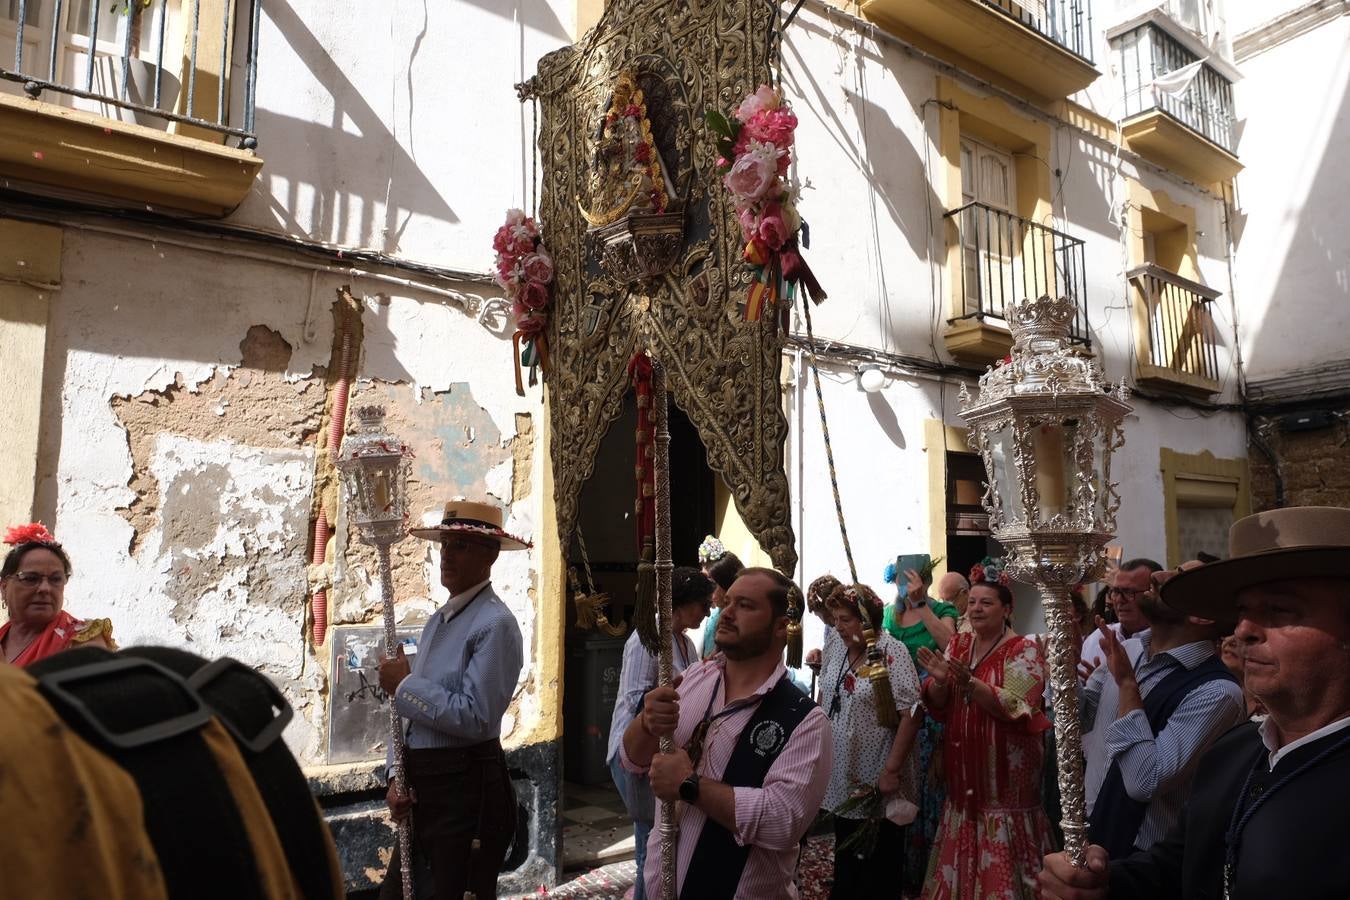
xmin=856 ymin=363 xmax=886 ymax=393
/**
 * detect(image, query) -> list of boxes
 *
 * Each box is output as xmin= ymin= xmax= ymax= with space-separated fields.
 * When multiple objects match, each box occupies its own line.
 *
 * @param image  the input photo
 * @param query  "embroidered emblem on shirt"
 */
xmin=750 ymin=720 xmax=786 ymax=758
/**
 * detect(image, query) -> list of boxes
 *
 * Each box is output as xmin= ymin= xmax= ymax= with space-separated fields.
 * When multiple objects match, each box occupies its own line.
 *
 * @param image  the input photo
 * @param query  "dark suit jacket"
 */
xmin=1109 ymin=719 xmax=1350 ymax=899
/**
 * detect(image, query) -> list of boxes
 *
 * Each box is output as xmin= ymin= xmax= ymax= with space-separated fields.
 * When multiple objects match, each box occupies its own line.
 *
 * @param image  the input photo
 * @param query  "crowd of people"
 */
xmin=5 ymin=501 xmax=1347 ymax=899
xmin=607 ymin=504 xmax=1350 ymax=900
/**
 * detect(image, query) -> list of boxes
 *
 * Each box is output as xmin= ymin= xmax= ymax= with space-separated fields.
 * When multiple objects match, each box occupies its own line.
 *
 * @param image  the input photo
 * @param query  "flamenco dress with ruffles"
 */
xmin=921 ymin=633 xmax=1054 ymax=900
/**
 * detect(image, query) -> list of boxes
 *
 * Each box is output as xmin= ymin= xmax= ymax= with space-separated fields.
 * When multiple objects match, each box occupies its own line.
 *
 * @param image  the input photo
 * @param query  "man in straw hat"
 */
xmin=1041 ymin=506 xmax=1350 ymax=900
xmin=377 ymin=499 xmax=531 ymax=900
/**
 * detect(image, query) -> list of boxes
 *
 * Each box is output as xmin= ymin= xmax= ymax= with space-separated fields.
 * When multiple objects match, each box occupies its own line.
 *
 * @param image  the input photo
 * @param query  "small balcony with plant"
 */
xmin=0 ymin=0 xmax=263 ymax=215
xmin=860 ymin=0 xmax=1099 ymax=101
xmin=1108 ymin=10 xmax=1242 ymax=186
xmin=1127 ymin=263 xmax=1222 ymax=396
xmin=942 ymin=200 xmax=1092 ymax=365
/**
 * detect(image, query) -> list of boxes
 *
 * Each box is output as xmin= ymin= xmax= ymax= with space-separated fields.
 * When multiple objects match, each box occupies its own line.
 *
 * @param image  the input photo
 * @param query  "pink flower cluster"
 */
xmin=492 ymin=209 xmax=553 ymax=336
xmin=715 ymin=85 xmax=801 ymax=258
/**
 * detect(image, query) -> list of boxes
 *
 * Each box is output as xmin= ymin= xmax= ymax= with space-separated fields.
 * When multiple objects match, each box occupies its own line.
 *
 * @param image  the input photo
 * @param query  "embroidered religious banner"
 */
xmin=520 ymin=0 xmax=796 ymax=573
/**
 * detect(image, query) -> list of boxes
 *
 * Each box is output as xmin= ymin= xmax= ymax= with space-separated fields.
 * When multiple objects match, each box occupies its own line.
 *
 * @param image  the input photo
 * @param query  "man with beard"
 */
xmin=1042 ymin=506 xmax=1350 ymax=899
xmin=1079 ymin=557 xmax=1246 ymax=858
xmin=621 ymin=567 xmax=831 ymax=899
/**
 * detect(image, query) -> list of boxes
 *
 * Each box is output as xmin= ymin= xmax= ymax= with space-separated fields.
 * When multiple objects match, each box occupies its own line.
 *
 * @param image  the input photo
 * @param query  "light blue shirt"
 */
xmin=392 ymin=580 xmax=524 ymax=753
xmin=606 ymin=628 xmax=699 ymax=765
xmin=1087 ymin=630 xmax=1245 ymax=851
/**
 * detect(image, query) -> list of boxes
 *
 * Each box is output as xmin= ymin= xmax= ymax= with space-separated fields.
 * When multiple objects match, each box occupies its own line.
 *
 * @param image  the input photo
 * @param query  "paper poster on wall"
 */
xmin=328 ymin=623 xmax=423 ymax=764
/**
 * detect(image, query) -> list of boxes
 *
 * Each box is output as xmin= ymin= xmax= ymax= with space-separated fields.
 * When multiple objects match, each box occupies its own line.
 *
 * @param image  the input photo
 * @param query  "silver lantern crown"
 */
xmin=334 ymin=405 xmax=413 ymax=546
xmin=958 ymin=295 xmax=1131 ymax=867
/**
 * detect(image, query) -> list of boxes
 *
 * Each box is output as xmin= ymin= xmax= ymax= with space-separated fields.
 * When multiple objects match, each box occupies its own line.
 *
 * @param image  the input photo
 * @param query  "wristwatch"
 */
xmin=678 ymin=773 xmax=701 ymax=804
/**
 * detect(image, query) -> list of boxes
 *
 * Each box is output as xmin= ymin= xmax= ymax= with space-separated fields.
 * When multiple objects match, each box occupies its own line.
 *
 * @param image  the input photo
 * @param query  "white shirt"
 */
xmin=1080 ymin=623 xmax=1126 ymax=678
xmin=1082 ymin=633 xmax=1146 ymax=813
xmin=1258 ymin=712 xmax=1350 ymax=770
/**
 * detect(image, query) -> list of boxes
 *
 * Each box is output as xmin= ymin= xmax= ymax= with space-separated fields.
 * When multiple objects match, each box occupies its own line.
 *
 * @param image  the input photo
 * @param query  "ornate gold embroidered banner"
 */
xmin=522 ymin=0 xmax=796 ymax=573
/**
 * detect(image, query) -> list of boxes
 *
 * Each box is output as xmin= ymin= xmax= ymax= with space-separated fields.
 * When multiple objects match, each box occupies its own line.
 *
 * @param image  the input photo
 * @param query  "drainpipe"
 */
xmin=311 ymin=330 xmax=355 ymax=646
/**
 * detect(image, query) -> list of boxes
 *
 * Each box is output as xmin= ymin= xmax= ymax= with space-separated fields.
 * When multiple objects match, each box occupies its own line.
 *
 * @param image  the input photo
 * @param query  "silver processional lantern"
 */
xmin=334 ymin=405 xmax=415 ymax=900
xmin=958 ymin=296 xmax=1131 ymax=867
xmin=336 ymin=405 xmax=413 ymax=546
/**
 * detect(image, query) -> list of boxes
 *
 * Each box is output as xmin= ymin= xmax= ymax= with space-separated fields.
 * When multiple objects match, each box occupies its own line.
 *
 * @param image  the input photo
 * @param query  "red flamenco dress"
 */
xmin=921 ymin=632 xmax=1053 ymax=900
xmin=0 ymin=610 xmax=115 ymax=667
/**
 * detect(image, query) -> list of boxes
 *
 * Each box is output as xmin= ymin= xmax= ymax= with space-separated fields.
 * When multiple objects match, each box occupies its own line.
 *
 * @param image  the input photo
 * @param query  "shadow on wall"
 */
xmin=783 ymin=16 xmax=957 ymax=358
xmin=238 ymin=0 xmax=454 ymax=250
xmin=240 ymin=0 xmax=573 ymax=252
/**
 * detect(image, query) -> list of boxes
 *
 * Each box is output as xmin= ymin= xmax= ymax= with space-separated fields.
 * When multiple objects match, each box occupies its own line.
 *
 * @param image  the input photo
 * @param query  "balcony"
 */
xmin=1109 ymin=17 xmax=1241 ymax=185
xmin=943 ymin=201 xmax=1091 ymax=365
xmin=1128 ymin=263 xmax=1222 ymax=396
xmin=0 ymin=0 xmax=262 ymax=215
xmin=860 ymin=0 xmax=1098 ymax=101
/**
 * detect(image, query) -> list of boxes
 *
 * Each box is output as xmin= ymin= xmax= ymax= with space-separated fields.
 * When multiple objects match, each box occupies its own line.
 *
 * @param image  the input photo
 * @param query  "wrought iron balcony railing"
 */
xmin=1128 ymin=263 xmax=1222 ymax=388
xmin=945 ymin=200 xmax=1092 ymax=346
xmin=1113 ymin=20 xmax=1236 ymax=153
xmin=2 ymin=0 xmax=260 ymax=148
xmin=982 ymin=0 xmax=1095 ymax=63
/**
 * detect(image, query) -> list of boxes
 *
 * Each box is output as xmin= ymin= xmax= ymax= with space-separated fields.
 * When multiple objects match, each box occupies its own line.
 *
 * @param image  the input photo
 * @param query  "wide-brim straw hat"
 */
xmin=408 ymin=500 xmax=532 ymax=551
xmin=1160 ymin=506 xmax=1350 ymax=621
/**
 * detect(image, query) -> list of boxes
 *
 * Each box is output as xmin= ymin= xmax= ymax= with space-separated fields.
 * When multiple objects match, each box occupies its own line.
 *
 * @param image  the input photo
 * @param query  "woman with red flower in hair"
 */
xmin=916 ymin=564 xmax=1052 ymax=899
xmin=1 ymin=524 xmax=114 ymax=665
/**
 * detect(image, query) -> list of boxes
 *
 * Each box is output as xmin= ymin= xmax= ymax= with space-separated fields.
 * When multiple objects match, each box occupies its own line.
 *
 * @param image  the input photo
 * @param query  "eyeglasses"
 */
xmin=10 ymin=572 xmax=67 ymax=588
xmin=1108 ymin=587 xmax=1143 ymax=601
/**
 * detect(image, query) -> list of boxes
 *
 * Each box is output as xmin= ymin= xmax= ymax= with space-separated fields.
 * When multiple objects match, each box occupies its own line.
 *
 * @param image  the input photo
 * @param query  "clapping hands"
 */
xmin=916 ymin=646 xmax=972 ymax=692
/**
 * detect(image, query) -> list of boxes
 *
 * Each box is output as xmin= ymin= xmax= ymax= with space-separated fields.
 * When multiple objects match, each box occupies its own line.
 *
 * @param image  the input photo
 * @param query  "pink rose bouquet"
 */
xmin=707 ymin=85 xmax=825 ymax=322
xmin=491 ymin=208 xmax=554 ymax=394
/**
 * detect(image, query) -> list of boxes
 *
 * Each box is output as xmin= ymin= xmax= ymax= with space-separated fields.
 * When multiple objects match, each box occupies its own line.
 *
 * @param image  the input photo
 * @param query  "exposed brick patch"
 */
xmin=111 ymin=325 xmax=325 ymax=554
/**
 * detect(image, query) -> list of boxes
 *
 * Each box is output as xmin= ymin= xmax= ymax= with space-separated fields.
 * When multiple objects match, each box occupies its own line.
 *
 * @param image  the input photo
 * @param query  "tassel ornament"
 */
xmin=785 ymin=584 xmax=805 ymax=668
xmin=635 ymin=537 xmax=659 ymax=653
xmin=860 ymin=631 xmax=900 ymax=730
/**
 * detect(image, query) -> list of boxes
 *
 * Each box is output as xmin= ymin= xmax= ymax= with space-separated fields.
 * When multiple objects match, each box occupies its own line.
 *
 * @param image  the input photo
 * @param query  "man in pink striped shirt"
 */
xmin=621 ymin=567 xmax=832 ymax=899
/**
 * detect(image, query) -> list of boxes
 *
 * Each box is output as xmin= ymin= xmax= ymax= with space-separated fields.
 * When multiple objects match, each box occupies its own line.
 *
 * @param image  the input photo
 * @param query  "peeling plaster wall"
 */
xmin=36 ymin=229 xmax=547 ymax=766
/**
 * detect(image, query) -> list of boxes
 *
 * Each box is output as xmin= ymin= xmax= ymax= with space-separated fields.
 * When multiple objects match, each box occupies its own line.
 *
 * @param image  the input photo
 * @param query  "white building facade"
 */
xmin=4 ymin=0 xmax=1332 ymax=892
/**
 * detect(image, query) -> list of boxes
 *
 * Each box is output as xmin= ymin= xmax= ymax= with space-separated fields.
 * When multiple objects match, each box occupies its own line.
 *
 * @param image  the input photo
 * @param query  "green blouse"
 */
xmin=882 ymin=599 xmax=960 ymax=662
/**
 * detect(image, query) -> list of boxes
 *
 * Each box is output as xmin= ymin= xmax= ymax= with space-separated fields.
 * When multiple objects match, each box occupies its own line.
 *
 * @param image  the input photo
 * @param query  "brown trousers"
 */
xmin=379 ymin=742 xmax=517 ymax=900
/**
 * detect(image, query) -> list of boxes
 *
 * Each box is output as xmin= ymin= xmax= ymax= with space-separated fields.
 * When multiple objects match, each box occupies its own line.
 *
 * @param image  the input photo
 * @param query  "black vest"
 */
xmin=1089 ymin=654 xmax=1236 ymax=856
xmin=677 ymin=676 xmax=816 ymax=900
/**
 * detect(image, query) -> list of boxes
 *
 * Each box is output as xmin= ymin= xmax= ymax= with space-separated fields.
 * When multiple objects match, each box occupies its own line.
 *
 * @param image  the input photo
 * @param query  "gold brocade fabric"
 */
xmin=526 ymin=0 xmax=797 ymax=573
xmin=72 ymin=617 xmax=117 ymax=650
xmin=0 ymin=663 xmax=169 ymax=899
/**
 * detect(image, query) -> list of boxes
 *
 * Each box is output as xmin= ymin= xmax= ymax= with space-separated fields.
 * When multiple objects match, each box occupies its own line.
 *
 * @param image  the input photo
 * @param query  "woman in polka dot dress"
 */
xmin=820 ymin=583 xmax=923 ymax=897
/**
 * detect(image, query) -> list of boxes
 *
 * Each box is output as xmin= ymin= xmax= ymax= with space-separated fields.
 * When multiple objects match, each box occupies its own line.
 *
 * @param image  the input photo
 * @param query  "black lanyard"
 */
xmin=969 ymin=626 xmax=1009 ymax=674
xmin=828 ymin=652 xmax=863 ymax=719
xmin=1223 ymin=728 xmax=1350 ymax=898
xmin=444 ymin=583 xmax=492 ymax=626
xmin=685 ymin=673 xmax=758 ymax=770
xmin=675 ymin=635 xmax=692 ymax=670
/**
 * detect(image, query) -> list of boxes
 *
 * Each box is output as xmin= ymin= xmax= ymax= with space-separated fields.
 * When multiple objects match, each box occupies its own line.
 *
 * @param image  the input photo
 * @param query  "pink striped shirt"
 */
xmin=621 ymin=657 xmax=832 ymax=899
